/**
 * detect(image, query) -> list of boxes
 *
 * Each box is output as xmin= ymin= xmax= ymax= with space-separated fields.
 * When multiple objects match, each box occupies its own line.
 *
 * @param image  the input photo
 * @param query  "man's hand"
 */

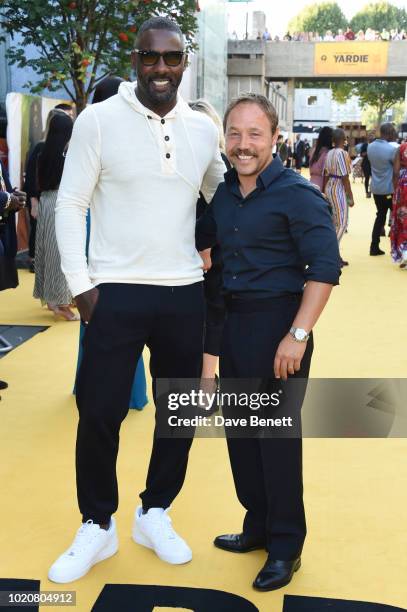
xmin=9 ymin=190 xmax=26 ymax=211
xmin=274 ymin=334 xmax=307 ymax=380
xmin=75 ymin=287 xmax=99 ymax=324
xmin=199 ymin=248 xmax=212 ymax=272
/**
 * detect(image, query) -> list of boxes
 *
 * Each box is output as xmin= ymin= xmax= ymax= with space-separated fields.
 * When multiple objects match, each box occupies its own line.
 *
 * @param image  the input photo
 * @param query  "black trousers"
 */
xmin=371 ymin=193 xmax=393 ymax=249
xmin=363 ymin=167 xmax=371 ymax=195
xmin=28 ymin=215 xmax=36 ymax=260
xmin=76 ymin=282 xmax=204 ymax=524
xmin=203 ymin=255 xmax=226 ymax=357
xmin=220 ymin=294 xmax=313 ymax=560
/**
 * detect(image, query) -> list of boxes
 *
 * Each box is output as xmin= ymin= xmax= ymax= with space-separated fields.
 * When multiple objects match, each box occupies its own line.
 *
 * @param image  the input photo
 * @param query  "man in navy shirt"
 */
xmin=197 ymin=94 xmax=340 ymax=592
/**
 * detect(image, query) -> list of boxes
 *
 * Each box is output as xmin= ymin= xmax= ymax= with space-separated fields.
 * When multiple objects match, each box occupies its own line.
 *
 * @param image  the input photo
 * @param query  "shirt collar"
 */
xmin=134 ymin=90 xmax=189 ymax=120
xmin=225 ymin=155 xmax=285 ymax=191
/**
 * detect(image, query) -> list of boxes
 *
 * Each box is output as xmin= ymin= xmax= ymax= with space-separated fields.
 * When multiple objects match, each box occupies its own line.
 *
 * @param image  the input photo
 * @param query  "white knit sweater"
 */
xmin=55 ymin=82 xmax=225 ymax=297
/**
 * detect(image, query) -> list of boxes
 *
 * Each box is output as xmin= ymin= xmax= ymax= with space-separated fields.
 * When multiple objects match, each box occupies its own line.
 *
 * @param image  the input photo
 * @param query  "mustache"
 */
xmin=231 ymin=149 xmax=257 ymax=157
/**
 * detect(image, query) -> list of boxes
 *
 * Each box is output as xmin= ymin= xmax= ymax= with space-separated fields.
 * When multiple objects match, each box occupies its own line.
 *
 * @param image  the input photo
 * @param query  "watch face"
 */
xmin=295 ymin=329 xmax=307 ymax=341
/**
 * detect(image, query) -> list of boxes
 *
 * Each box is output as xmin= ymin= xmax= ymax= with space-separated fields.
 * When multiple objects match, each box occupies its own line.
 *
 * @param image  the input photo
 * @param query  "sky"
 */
xmin=227 ymin=0 xmax=407 ymax=37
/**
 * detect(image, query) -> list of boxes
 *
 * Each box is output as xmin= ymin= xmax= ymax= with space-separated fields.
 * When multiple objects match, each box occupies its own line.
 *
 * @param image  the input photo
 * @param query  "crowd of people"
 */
xmin=0 ymin=14 xmax=406 ymax=598
xmin=282 ymin=26 xmax=407 ymax=42
xmin=276 ymin=122 xmax=407 ymax=268
xmin=231 ymin=26 xmax=407 ymax=42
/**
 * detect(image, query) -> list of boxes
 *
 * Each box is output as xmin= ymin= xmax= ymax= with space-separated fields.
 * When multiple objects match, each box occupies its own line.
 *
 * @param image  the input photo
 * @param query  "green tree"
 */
xmin=296 ymin=79 xmax=405 ymax=127
xmin=362 ymin=100 xmax=404 ymax=130
xmin=326 ymin=80 xmax=404 ymax=126
xmin=350 ymin=2 xmax=407 ymax=33
xmin=0 ymin=0 xmax=198 ymax=113
xmin=288 ymin=2 xmax=347 ymax=36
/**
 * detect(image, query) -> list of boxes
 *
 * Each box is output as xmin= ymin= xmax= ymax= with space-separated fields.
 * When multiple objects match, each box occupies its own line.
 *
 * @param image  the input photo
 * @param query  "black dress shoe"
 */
xmin=214 ymin=533 xmax=265 ymax=553
xmin=0 ymin=380 xmax=8 ymax=391
xmin=370 ymin=247 xmax=385 ymax=256
xmin=253 ymin=556 xmax=301 ymax=591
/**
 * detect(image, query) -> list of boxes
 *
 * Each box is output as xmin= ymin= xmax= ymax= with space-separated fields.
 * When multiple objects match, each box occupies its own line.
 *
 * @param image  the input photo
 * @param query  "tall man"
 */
xmin=368 ymin=122 xmax=399 ymax=256
xmin=50 ymin=17 xmax=225 ymax=583
xmin=197 ymin=94 xmax=340 ymax=591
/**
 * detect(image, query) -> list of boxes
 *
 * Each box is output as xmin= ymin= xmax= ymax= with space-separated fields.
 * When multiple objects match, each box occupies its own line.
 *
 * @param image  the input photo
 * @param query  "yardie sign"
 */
xmin=314 ymin=42 xmax=388 ymax=76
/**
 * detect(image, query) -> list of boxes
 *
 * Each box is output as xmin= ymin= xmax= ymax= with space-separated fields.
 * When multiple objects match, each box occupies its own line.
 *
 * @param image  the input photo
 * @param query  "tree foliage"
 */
xmin=288 ymin=2 xmax=347 ymax=35
xmin=298 ymin=79 xmax=405 ymax=128
xmin=350 ymin=2 xmax=407 ymax=33
xmin=331 ymin=80 xmax=405 ymax=126
xmin=0 ymin=0 xmax=199 ymax=112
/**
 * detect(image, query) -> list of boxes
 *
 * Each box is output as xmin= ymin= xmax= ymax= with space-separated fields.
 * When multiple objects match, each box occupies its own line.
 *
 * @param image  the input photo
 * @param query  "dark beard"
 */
xmin=146 ymin=81 xmax=178 ymax=105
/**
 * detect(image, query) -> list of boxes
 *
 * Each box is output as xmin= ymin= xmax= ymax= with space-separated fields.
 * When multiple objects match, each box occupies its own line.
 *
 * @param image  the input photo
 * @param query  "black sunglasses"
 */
xmin=134 ymin=49 xmax=185 ymax=67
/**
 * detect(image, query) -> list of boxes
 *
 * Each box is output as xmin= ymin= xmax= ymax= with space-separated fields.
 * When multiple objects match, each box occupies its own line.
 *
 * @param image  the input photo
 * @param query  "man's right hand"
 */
xmin=75 ymin=287 xmax=99 ymax=324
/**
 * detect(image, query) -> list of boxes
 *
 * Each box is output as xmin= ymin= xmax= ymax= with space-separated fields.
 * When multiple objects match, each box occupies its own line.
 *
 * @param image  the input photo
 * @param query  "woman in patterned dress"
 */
xmin=309 ymin=126 xmax=333 ymax=191
xmin=33 ymin=111 xmax=77 ymax=320
xmin=390 ymin=142 xmax=407 ymax=268
xmin=323 ymin=128 xmax=354 ymax=266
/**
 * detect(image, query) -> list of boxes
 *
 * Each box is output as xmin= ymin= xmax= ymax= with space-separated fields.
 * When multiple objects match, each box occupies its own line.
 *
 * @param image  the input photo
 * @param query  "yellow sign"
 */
xmin=314 ymin=42 xmax=388 ymax=76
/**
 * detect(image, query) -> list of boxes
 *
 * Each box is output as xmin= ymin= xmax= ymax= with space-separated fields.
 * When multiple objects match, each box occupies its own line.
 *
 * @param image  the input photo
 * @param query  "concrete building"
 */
xmin=252 ymin=11 xmax=266 ymax=40
xmin=227 ymin=39 xmax=407 ymax=135
xmin=192 ymin=0 xmax=228 ymax=115
xmin=294 ymin=88 xmax=363 ymax=135
xmin=294 ymin=88 xmax=332 ymax=129
xmin=331 ymin=96 xmax=362 ymax=125
xmin=227 ymin=39 xmax=290 ymax=131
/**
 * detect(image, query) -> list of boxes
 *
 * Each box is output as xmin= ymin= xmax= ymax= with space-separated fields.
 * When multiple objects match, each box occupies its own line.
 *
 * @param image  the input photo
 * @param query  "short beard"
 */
xmin=146 ymin=82 xmax=178 ymax=105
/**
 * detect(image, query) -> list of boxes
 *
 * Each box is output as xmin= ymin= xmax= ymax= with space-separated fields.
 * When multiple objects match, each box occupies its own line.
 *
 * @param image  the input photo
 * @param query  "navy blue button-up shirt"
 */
xmin=196 ymin=155 xmax=341 ymax=298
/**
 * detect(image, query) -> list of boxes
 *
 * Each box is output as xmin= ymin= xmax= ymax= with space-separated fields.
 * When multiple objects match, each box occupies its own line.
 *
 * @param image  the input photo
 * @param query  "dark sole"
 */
xmin=214 ymin=542 xmax=266 ymax=554
xmin=252 ymin=560 xmax=301 ymax=592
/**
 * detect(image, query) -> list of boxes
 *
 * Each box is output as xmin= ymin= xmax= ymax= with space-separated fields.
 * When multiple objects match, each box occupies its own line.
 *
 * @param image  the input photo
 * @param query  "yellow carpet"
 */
xmin=0 ymin=177 xmax=406 ymax=611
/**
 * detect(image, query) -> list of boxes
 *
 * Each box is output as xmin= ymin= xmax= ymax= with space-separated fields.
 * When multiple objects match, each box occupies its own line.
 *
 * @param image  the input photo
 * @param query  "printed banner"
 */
xmin=314 ymin=42 xmax=388 ymax=76
xmin=5 ymin=92 xmax=71 ymax=250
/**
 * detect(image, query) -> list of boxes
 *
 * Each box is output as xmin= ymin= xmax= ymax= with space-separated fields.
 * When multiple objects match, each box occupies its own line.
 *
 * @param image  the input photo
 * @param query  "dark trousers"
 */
xmin=28 ymin=215 xmax=36 ymax=260
xmin=363 ymin=169 xmax=371 ymax=195
xmin=371 ymin=193 xmax=393 ymax=249
xmin=203 ymin=257 xmax=226 ymax=357
xmin=220 ymin=294 xmax=313 ymax=560
xmin=76 ymin=282 xmax=204 ymax=524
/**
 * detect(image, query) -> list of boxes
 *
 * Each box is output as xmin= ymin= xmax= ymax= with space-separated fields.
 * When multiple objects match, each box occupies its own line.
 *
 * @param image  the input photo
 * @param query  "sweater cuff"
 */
xmin=66 ymin=273 xmax=95 ymax=298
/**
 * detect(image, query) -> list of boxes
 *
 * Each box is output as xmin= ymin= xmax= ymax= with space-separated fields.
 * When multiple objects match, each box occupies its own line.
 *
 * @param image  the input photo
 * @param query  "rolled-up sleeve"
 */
xmin=55 ymin=106 xmax=101 ymax=297
xmin=288 ymin=184 xmax=341 ymax=285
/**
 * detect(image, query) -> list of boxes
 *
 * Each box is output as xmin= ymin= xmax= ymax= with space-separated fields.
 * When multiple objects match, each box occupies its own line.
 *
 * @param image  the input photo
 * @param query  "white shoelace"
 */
xmin=146 ymin=510 xmax=177 ymax=541
xmin=67 ymin=520 xmax=103 ymax=556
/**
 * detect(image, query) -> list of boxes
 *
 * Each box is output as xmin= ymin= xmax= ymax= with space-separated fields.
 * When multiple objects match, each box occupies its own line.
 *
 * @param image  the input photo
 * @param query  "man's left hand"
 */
xmin=274 ymin=334 xmax=307 ymax=380
xmin=199 ymin=248 xmax=212 ymax=272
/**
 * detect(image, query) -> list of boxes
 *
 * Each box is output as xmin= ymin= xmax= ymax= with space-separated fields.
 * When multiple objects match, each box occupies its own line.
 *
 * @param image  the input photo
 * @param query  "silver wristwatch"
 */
xmin=289 ymin=326 xmax=310 ymax=343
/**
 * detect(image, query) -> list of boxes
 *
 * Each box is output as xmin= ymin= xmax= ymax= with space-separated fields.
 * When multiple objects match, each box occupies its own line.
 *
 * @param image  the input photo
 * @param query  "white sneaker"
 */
xmin=48 ymin=518 xmax=118 ymax=583
xmin=132 ymin=506 xmax=192 ymax=565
